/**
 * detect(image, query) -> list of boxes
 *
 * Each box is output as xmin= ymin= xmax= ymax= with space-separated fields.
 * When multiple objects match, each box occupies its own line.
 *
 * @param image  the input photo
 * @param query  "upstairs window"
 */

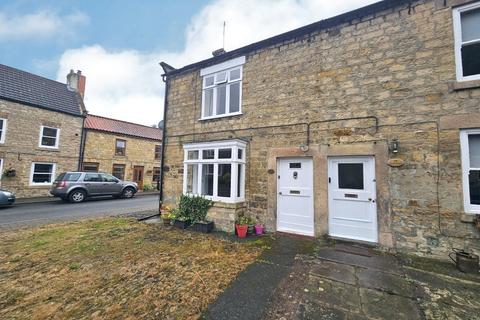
xmin=39 ymin=126 xmax=60 ymax=148
xmin=183 ymin=140 xmax=246 ymax=203
xmin=155 ymin=145 xmax=162 ymax=160
xmin=461 ymin=129 xmax=480 ymax=214
xmin=200 ymin=56 xmax=245 ymax=120
xmin=115 ymin=139 xmax=126 ymax=156
xmin=0 ymin=118 xmax=7 ymax=144
xmin=453 ymin=2 xmax=480 ymax=81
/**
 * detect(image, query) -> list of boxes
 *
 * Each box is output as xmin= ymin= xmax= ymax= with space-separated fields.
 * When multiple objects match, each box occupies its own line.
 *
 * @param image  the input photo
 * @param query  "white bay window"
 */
xmin=183 ymin=140 xmax=246 ymax=203
xmin=200 ymin=56 xmax=245 ymax=120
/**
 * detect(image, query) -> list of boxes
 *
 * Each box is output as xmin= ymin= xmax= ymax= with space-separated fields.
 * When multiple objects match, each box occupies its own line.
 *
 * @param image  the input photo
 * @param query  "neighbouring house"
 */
xmin=160 ymin=0 xmax=480 ymax=258
xmin=0 ymin=65 xmax=85 ymax=198
xmin=82 ymin=114 xmax=163 ymax=190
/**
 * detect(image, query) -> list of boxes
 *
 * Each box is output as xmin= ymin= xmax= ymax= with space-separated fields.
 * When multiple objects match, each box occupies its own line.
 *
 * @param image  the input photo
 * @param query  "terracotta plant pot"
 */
xmin=236 ymin=224 xmax=248 ymax=238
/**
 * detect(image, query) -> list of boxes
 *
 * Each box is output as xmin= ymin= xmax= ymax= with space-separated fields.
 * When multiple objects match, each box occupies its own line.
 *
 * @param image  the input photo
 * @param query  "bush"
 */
xmin=143 ymin=184 xmax=154 ymax=192
xmin=177 ymin=194 xmax=213 ymax=223
xmin=235 ymin=216 xmax=255 ymax=226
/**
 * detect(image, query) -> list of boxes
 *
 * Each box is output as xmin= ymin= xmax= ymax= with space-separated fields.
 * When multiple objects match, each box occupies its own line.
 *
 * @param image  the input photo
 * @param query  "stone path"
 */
xmin=203 ymin=235 xmax=480 ymax=320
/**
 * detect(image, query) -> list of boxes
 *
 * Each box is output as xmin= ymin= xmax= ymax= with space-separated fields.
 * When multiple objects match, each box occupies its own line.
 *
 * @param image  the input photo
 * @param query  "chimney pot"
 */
xmin=66 ymin=69 xmax=86 ymax=99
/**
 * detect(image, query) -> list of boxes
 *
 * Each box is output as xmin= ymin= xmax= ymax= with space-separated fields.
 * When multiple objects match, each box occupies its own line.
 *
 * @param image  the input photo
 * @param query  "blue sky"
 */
xmin=0 ymin=0 xmax=377 ymax=125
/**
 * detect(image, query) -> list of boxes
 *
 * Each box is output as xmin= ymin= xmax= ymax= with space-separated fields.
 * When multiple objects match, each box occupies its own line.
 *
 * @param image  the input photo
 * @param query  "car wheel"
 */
xmin=122 ymin=187 xmax=135 ymax=199
xmin=69 ymin=189 xmax=86 ymax=203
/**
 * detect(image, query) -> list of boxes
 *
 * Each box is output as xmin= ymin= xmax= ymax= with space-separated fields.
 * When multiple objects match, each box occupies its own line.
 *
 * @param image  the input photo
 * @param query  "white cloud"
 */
xmin=56 ymin=0 xmax=377 ymax=125
xmin=0 ymin=10 xmax=89 ymax=41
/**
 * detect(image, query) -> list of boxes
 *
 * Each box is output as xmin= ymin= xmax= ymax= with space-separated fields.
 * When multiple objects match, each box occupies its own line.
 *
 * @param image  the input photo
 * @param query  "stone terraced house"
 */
xmin=160 ymin=0 xmax=480 ymax=258
xmin=0 ymin=65 xmax=85 ymax=198
xmin=82 ymin=114 xmax=163 ymax=190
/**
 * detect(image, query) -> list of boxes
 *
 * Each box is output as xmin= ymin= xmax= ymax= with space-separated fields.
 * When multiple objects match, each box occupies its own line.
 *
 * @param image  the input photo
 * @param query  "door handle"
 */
xmin=368 ymin=198 xmax=376 ymax=203
xmin=279 ymin=192 xmax=282 ymax=195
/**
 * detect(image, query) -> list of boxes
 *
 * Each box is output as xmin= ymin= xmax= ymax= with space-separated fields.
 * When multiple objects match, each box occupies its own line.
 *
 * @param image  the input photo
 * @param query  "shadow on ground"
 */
xmin=203 ymin=234 xmax=480 ymax=320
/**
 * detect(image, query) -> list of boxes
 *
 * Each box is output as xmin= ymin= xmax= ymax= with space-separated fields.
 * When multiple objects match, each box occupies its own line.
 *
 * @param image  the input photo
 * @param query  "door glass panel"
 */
xmin=338 ymin=163 xmax=364 ymax=190
xmin=217 ymin=164 xmax=231 ymax=197
xmin=469 ymin=170 xmax=480 ymax=205
xmin=201 ymin=164 xmax=214 ymax=196
xmin=290 ymin=162 xmax=301 ymax=169
xmin=468 ymin=134 xmax=480 ymax=167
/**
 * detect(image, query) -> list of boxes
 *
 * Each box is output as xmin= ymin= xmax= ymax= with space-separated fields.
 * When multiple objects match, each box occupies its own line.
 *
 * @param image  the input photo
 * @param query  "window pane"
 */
xmin=238 ymin=148 xmax=243 ymax=160
xmin=201 ymin=164 xmax=214 ymax=196
xmin=186 ymin=164 xmax=198 ymax=194
xmin=0 ymin=120 xmax=4 ymax=130
xmin=84 ymin=173 xmax=102 ymax=182
xmin=153 ymin=167 xmax=161 ymax=183
xmin=237 ymin=164 xmax=243 ymax=198
xmin=116 ymin=140 xmax=125 ymax=148
xmin=229 ymin=82 xmax=240 ymax=113
xmin=338 ymin=163 xmax=364 ymax=189
xmin=218 ymin=148 xmax=232 ymax=159
xmin=469 ymin=170 xmax=480 ymax=205
xmin=205 ymin=76 xmax=214 ymax=87
xmin=155 ymin=145 xmax=162 ymax=159
xmin=82 ymin=162 xmax=99 ymax=172
xmin=461 ymin=42 xmax=480 ymax=77
xmin=202 ymin=149 xmax=214 ymax=159
xmin=204 ymin=88 xmax=214 ymax=117
xmin=230 ymin=68 xmax=241 ymax=80
xmin=43 ymin=127 xmax=57 ymax=137
xmin=218 ymin=164 xmax=231 ymax=197
xmin=216 ymin=85 xmax=226 ymax=115
xmin=112 ymin=165 xmax=125 ymax=180
xmin=187 ymin=150 xmax=199 ymax=160
xmin=41 ymin=136 xmax=56 ymax=146
xmin=35 ymin=164 xmax=53 ymax=173
xmin=469 ymin=134 xmax=480 ymax=167
xmin=216 ymin=71 xmax=227 ymax=83
xmin=461 ymin=8 xmax=480 ymax=42
xmin=33 ymin=174 xmax=52 ymax=183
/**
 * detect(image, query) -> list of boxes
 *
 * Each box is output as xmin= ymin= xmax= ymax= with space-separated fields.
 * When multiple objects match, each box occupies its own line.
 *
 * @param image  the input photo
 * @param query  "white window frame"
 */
xmin=29 ymin=162 xmax=56 ymax=186
xmin=460 ymin=129 xmax=480 ymax=214
xmin=453 ymin=2 xmax=480 ymax=82
xmin=0 ymin=118 xmax=7 ymax=144
xmin=200 ymin=56 xmax=245 ymax=120
xmin=183 ymin=140 xmax=246 ymax=203
xmin=38 ymin=125 xmax=60 ymax=149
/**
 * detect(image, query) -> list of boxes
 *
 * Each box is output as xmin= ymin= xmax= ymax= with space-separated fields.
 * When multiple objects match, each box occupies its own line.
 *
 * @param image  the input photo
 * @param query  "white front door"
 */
xmin=277 ymin=158 xmax=314 ymax=236
xmin=328 ymin=156 xmax=377 ymax=243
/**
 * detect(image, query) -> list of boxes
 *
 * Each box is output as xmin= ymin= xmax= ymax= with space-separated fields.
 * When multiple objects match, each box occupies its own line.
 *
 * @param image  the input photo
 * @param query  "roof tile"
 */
xmin=85 ymin=114 xmax=162 ymax=141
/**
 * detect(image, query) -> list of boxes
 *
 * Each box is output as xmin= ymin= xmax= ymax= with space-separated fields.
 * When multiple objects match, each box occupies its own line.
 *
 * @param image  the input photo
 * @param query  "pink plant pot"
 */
xmin=254 ymin=224 xmax=264 ymax=235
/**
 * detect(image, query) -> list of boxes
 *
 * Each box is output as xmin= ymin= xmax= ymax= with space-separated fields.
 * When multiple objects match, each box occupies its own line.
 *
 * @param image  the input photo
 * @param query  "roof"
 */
xmin=163 ymin=0 xmax=413 ymax=77
xmin=85 ymin=114 xmax=163 ymax=141
xmin=0 ymin=64 xmax=84 ymax=116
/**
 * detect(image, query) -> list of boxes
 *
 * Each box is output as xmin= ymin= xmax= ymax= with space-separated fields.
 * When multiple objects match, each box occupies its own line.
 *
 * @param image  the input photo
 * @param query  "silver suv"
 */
xmin=50 ymin=172 xmax=138 ymax=203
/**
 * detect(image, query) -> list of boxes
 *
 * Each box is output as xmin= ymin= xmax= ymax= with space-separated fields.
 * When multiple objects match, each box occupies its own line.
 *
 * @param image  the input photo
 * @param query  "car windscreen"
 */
xmin=55 ymin=173 xmax=81 ymax=182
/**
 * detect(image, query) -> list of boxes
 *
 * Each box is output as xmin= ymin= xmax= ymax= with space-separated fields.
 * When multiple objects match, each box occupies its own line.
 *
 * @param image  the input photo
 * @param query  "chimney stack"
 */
xmin=66 ymin=69 xmax=86 ymax=99
xmin=212 ymin=48 xmax=226 ymax=57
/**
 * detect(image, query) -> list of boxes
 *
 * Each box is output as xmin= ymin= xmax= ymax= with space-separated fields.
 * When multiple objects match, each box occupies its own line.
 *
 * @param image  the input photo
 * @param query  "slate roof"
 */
xmin=85 ymin=114 xmax=163 ymax=141
xmin=0 ymin=64 xmax=84 ymax=117
xmin=163 ymin=0 xmax=413 ymax=77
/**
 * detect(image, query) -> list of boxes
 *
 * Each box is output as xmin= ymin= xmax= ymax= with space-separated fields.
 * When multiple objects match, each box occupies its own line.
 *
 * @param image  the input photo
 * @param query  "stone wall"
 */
xmin=83 ymin=130 xmax=162 ymax=188
xmin=0 ymin=99 xmax=83 ymax=198
xmin=163 ymin=0 xmax=480 ymax=258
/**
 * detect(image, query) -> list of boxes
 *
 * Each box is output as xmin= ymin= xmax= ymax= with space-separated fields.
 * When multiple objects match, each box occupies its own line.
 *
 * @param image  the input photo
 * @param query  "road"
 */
xmin=0 ymin=195 xmax=159 ymax=229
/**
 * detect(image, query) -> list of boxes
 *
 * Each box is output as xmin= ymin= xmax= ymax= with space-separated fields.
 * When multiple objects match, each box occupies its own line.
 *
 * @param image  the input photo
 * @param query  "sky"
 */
xmin=0 ymin=0 xmax=378 ymax=126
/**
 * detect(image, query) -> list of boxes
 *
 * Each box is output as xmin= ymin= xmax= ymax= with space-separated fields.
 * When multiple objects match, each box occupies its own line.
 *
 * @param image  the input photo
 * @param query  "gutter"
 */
xmin=138 ymin=63 xmax=171 ymax=221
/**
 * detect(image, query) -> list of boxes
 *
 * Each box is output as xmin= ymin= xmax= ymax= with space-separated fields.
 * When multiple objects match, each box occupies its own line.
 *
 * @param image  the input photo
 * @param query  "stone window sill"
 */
xmin=448 ymin=79 xmax=480 ymax=92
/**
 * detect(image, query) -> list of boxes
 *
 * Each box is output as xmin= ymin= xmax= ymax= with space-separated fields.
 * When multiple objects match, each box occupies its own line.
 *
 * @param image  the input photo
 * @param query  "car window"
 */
xmin=63 ymin=173 xmax=81 ymax=181
xmin=84 ymin=173 xmax=102 ymax=182
xmin=101 ymin=174 xmax=119 ymax=183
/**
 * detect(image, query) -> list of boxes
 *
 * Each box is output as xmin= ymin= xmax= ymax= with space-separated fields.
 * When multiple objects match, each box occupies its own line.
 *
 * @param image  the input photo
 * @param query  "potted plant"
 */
xmin=3 ymin=168 xmax=16 ymax=178
xmin=246 ymin=217 xmax=256 ymax=235
xmin=188 ymin=195 xmax=214 ymax=233
xmin=161 ymin=206 xmax=175 ymax=226
xmin=235 ymin=216 xmax=250 ymax=238
xmin=255 ymin=223 xmax=264 ymax=235
xmin=173 ymin=196 xmax=192 ymax=229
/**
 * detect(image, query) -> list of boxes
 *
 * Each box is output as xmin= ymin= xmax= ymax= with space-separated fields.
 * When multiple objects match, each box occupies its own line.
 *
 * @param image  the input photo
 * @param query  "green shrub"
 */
xmin=177 ymin=194 xmax=213 ymax=223
xmin=235 ymin=216 xmax=255 ymax=225
xmin=143 ymin=184 xmax=154 ymax=192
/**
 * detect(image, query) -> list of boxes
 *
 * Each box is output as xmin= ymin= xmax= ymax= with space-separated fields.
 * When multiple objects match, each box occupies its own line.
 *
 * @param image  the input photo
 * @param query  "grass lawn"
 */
xmin=0 ymin=218 xmax=264 ymax=319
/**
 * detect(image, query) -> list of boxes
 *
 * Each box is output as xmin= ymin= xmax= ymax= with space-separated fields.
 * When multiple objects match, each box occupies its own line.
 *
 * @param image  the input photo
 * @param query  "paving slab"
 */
xmin=356 ymin=268 xmax=416 ymax=298
xmin=308 ymin=259 xmax=357 ymax=285
xmin=359 ymin=287 xmax=422 ymax=320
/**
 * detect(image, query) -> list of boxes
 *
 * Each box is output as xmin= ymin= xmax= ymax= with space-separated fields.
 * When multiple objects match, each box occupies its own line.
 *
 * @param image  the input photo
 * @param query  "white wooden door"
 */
xmin=328 ymin=156 xmax=377 ymax=243
xmin=277 ymin=158 xmax=314 ymax=236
